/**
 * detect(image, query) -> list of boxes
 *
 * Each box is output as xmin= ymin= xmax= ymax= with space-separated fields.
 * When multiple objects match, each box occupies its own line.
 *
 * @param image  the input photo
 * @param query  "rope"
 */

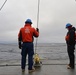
xmin=35 ymin=0 xmax=40 ymax=53
xmin=0 ymin=0 xmax=7 ymax=11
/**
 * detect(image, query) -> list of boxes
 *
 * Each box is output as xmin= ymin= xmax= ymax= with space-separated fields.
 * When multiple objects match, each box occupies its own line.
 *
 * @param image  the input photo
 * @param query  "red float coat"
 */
xmin=18 ymin=24 xmax=39 ymax=42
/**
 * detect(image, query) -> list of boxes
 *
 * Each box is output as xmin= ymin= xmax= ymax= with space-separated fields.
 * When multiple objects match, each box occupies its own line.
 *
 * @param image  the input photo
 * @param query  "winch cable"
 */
xmin=0 ymin=0 xmax=7 ymax=11
xmin=35 ymin=0 xmax=40 ymax=54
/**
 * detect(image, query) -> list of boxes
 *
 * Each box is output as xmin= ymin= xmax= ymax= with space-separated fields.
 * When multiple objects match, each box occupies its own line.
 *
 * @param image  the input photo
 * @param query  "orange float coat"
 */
xmin=18 ymin=24 xmax=39 ymax=42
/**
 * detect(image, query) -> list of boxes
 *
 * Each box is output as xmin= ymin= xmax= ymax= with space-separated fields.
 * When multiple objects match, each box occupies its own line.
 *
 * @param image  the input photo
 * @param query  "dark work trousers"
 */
xmin=21 ymin=42 xmax=34 ymax=70
xmin=67 ymin=45 xmax=75 ymax=68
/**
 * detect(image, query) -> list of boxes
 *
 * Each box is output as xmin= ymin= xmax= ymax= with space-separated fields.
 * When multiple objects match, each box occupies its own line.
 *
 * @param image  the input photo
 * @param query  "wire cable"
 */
xmin=37 ymin=0 xmax=40 ymax=28
xmin=0 ymin=0 xmax=7 ymax=11
xmin=35 ymin=0 xmax=40 ymax=53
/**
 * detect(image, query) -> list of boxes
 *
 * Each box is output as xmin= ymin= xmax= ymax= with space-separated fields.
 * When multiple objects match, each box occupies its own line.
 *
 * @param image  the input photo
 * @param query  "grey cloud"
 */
xmin=0 ymin=0 xmax=76 ymax=43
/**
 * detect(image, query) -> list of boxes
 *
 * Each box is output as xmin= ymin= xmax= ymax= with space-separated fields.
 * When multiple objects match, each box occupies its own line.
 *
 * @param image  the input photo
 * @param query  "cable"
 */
xmin=35 ymin=0 xmax=40 ymax=53
xmin=37 ymin=0 xmax=40 ymax=28
xmin=0 ymin=63 xmax=74 ymax=67
xmin=0 ymin=0 xmax=7 ymax=11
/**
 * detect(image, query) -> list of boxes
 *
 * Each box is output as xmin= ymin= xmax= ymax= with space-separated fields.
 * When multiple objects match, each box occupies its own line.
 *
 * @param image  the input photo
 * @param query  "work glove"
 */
xmin=18 ymin=41 xmax=22 ymax=49
xmin=36 ymin=28 xmax=39 ymax=32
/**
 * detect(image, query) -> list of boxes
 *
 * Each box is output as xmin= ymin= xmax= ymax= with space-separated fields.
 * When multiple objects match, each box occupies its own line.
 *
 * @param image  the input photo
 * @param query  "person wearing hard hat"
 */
xmin=65 ymin=23 xmax=76 ymax=69
xmin=18 ymin=19 xmax=39 ymax=72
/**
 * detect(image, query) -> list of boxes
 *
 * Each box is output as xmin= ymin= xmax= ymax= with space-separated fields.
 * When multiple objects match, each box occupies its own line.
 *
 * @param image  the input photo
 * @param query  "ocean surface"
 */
xmin=0 ymin=43 xmax=76 ymax=62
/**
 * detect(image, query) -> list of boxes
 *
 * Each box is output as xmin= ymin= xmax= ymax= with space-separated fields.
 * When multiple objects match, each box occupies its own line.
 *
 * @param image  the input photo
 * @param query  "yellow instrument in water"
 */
xmin=34 ymin=53 xmax=42 ymax=67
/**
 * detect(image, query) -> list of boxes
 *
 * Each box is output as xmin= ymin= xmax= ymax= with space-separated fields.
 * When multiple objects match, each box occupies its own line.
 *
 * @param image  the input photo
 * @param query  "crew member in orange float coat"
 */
xmin=18 ymin=19 xmax=39 ymax=72
xmin=65 ymin=23 xmax=76 ymax=69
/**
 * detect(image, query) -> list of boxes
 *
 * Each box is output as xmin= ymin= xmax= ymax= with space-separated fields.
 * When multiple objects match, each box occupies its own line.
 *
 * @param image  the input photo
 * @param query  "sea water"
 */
xmin=0 ymin=43 xmax=76 ymax=62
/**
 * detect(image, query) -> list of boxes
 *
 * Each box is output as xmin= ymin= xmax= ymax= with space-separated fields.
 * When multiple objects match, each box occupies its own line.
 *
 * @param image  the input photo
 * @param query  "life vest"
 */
xmin=65 ymin=33 xmax=76 ymax=41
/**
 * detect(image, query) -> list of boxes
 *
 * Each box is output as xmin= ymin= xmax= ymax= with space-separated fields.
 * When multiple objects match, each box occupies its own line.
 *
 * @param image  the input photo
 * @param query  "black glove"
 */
xmin=18 ymin=41 xmax=22 ymax=49
xmin=36 ymin=28 xmax=39 ymax=32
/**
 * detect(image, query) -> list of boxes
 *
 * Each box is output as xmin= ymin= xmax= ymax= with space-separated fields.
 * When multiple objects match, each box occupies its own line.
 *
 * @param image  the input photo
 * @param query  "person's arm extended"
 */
xmin=33 ymin=28 xmax=39 ymax=37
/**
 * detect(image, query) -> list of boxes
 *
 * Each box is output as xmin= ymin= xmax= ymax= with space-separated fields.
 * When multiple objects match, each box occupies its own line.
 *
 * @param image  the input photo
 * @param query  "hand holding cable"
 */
xmin=36 ymin=28 xmax=39 ymax=32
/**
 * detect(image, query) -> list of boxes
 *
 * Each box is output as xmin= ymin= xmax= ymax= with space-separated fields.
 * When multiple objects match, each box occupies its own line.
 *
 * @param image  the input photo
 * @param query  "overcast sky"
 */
xmin=0 ymin=0 xmax=76 ymax=43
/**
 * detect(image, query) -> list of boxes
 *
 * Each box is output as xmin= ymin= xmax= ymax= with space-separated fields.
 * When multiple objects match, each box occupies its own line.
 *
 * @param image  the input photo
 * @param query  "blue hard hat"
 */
xmin=25 ymin=19 xmax=32 ymax=24
xmin=66 ymin=23 xmax=72 ymax=28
